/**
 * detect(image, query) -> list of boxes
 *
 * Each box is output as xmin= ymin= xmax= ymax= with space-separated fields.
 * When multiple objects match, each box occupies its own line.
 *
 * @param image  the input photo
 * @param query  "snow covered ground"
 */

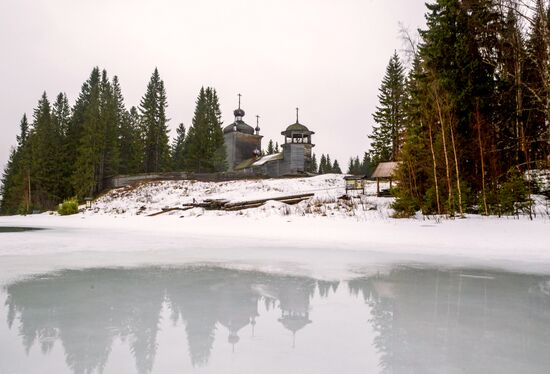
xmin=0 ymin=174 xmax=549 ymax=283
xmin=91 ymin=174 xmax=392 ymax=219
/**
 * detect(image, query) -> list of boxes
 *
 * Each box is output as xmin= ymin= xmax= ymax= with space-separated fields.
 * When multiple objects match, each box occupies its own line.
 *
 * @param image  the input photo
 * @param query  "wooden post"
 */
xmin=390 ymin=178 xmax=392 ymax=189
xmin=377 ymin=178 xmax=380 ymax=195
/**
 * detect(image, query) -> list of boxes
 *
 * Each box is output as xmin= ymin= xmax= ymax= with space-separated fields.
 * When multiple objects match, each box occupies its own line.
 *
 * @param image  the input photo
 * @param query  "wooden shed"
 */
xmin=371 ymin=162 xmax=399 ymax=196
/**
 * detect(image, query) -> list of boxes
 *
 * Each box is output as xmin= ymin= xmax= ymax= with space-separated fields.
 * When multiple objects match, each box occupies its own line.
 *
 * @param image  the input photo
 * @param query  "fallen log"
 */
xmin=147 ymin=206 xmax=194 ymax=217
xmin=223 ymin=193 xmax=314 ymax=209
xmin=223 ymin=202 xmax=266 ymax=211
xmin=148 ymin=193 xmax=315 ymax=215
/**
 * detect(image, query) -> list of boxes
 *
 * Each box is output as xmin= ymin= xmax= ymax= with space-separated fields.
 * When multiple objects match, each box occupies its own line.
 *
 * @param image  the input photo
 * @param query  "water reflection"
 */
xmin=349 ymin=267 xmax=550 ymax=373
xmin=3 ymin=266 xmax=550 ymax=373
xmin=4 ymin=267 xmax=325 ymax=373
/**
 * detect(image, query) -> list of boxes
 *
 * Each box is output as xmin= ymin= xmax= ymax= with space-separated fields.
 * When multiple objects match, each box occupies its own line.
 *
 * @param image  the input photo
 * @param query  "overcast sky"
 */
xmin=0 ymin=0 xmax=427 ymax=172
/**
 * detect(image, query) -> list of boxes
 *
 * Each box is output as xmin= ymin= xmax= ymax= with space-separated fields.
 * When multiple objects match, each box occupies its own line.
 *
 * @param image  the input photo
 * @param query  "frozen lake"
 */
xmin=2 ymin=264 xmax=550 ymax=373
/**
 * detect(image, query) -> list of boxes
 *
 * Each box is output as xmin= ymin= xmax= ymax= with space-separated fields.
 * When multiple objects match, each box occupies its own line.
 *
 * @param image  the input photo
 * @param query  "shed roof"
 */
xmin=371 ymin=161 xmax=399 ymax=178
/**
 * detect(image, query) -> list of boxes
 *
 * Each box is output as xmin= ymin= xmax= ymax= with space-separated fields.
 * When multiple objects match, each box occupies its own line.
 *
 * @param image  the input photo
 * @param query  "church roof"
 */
xmin=285 ymin=122 xmax=311 ymax=133
xmin=223 ymin=121 xmax=255 ymax=135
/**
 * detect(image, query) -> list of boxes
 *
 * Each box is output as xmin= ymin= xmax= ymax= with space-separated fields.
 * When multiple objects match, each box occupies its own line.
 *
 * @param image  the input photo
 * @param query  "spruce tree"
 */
xmin=332 ymin=159 xmax=342 ymax=174
xmin=28 ymin=92 xmax=65 ymax=208
xmin=370 ymin=51 xmax=406 ymax=164
xmin=171 ymin=123 xmax=187 ymax=171
xmin=309 ymin=153 xmax=318 ymax=173
xmin=266 ymin=140 xmax=274 ymax=155
xmin=140 ymin=68 xmax=170 ymax=173
xmin=319 ymin=154 xmax=327 ymax=174
xmin=347 ymin=158 xmax=354 ymax=174
xmin=72 ymin=68 xmax=102 ymax=198
xmin=205 ymin=88 xmax=227 ymax=172
xmin=119 ymin=106 xmax=144 ymax=175
xmin=52 ymin=93 xmax=71 ymax=137
xmin=361 ymin=152 xmax=374 ymax=176
xmin=98 ymin=70 xmax=118 ymax=179
xmin=0 ymin=115 xmax=30 ymax=214
xmin=101 ymin=74 xmax=124 ymax=177
xmin=183 ymin=87 xmax=227 ymax=172
xmin=52 ymin=93 xmax=72 ymax=198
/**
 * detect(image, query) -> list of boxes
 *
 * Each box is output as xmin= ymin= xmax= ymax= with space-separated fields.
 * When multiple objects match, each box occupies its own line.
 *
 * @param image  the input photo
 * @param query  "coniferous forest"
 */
xmin=0 ymin=68 xmax=226 ymax=214
xmin=369 ymin=0 xmax=549 ymax=216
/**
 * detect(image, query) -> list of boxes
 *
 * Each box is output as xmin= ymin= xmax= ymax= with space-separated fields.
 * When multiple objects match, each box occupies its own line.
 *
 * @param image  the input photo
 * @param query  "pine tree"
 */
xmin=370 ymin=51 xmax=406 ymax=164
xmin=171 ymin=123 xmax=186 ymax=171
xmin=140 ymin=68 xmax=170 ymax=173
xmin=325 ymin=155 xmax=332 ymax=173
xmin=274 ymin=142 xmax=279 ymax=153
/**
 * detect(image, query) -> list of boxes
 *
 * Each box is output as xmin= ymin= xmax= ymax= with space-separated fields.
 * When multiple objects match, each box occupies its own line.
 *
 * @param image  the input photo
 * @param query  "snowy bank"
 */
xmin=89 ymin=174 xmax=394 ymax=219
xmin=0 ymin=211 xmax=549 ymax=283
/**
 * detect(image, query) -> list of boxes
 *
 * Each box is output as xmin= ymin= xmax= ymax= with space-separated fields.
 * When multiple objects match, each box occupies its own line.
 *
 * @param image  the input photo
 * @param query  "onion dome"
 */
xmin=223 ymin=93 xmax=255 ymax=135
xmin=234 ymin=108 xmax=245 ymax=118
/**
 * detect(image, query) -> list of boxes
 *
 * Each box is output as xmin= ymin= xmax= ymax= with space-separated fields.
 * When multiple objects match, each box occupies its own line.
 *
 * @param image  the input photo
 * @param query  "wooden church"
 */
xmin=223 ymin=95 xmax=315 ymax=177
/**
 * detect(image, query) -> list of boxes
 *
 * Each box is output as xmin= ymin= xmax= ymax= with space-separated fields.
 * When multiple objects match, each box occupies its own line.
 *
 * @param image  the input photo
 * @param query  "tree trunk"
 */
xmin=449 ymin=114 xmax=464 ymax=217
xmin=426 ymin=119 xmax=441 ymax=214
xmin=435 ymin=94 xmax=454 ymax=216
xmin=476 ymin=106 xmax=489 ymax=216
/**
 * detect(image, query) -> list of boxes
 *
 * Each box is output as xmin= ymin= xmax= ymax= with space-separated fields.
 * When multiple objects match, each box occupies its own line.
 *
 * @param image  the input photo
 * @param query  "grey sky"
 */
xmin=0 ymin=0 xmax=427 ymax=172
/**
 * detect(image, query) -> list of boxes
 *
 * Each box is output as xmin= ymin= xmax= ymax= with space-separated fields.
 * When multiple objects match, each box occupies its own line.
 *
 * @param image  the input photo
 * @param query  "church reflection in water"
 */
xmin=3 ymin=267 xmax=328 ymax=373
xmin=4 ymin=266 xmax=550 ymax=373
